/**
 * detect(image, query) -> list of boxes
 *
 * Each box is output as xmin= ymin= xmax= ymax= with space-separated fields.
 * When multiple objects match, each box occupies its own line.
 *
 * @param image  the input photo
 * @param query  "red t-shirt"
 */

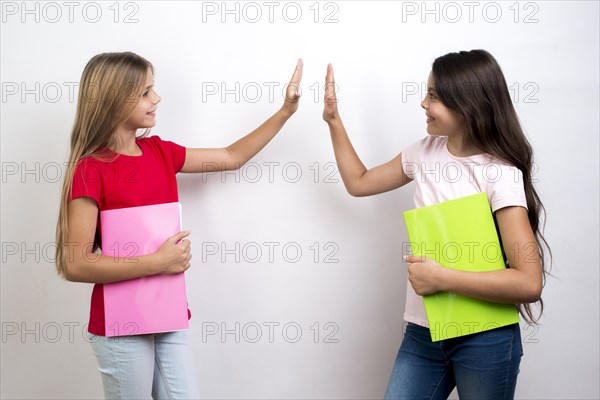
xmin=70 ymin=135 xmax=187 ymax=336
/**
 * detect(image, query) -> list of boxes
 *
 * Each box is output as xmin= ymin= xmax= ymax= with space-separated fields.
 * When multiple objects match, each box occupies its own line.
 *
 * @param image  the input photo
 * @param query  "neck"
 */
xmin=112 ymin=128 xmax=141 ymax=156
xmin=446 ymin=135 xmax=482 ymax=157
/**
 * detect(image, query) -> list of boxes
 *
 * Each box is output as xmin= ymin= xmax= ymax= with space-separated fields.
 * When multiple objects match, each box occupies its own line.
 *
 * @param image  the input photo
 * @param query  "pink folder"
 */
xmin=100 ymin=202 xmax=189 ymax=337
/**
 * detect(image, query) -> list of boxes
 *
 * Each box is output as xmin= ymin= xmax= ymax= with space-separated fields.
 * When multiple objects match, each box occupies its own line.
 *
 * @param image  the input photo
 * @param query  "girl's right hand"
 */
xmin=155 ymin=230 xmax=192 ymax=275
xmin=323 ymin=63 xmax=340 ymax=123
xmin=281 ymin=58 xmax=303 ymax=116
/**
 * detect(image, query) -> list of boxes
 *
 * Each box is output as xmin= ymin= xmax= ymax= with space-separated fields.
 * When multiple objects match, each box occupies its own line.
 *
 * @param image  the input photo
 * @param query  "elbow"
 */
xmin=531 ymin=284 xmax=543 ymax=303
xmin=223 ymin=148 xmax=246 ymax=171
xmin=346 ymin=183 xmax=366 ymax=197
xmin=344 ymin=173 xmax=369 ymax=197
xmin=232 ymin=161 xmax=246 ymax=170
xmin=347 ymin=187 xmax=361 ymax=197
xmin=62 ymin=264 xmax=76 ymax=282
xmin=349 ymin=189 xmax=370 ymax=198
xmin=226 ymin=154 xmax=245 ymax=170
xmin=226 ymin=158 xmax=245 ymax=171
xmin=63 ymin=261 xmax=82 ymax=282
xmin=522 ymin=282 xmax=543 ymax=304
xmin=347 ymin=188 xmax=362 ymax=197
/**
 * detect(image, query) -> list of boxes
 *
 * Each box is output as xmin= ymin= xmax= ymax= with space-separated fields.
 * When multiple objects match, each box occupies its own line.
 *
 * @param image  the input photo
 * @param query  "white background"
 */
xmin=1 ymin=1 xmax=599 ymax=399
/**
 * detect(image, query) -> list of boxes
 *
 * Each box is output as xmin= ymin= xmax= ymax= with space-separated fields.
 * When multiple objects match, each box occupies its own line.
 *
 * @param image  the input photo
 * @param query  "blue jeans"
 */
xmin=384 ymin=323 xmax=523 ymax=400
xmin=90 ymin=330 xmax=200 ymax=399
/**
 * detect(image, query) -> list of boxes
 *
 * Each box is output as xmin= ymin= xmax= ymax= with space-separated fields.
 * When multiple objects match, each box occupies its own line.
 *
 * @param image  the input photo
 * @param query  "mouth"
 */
xmin=426 ymin=115 xmax=434 ymax=123
xmin=147 ymin=110 xmax=156 ymax=117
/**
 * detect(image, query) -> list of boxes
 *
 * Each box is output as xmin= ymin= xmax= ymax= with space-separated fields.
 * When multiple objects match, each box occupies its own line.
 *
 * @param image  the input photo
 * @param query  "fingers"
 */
xmin=181 ymin=239 xmax=191 ymax=255
xmin=157 ymin=230 xmax=193 ymax=274
xmin=324 ymin=63 xmax=337 ymax=103
xmin=179 ymin=240 xmax=192 ymax=272
xmin=285 ymin=59 xmax=303 ymax=103
xmin=290 ymin=58 xmax=303 ymax=84
xmin=183 ymin=251 xmax=192 ymax=271
xmin=326 ymin=63 xmax=334 ymax=84
xmin=404 ymin=255 xmax=427 ymax=264
xmin=171 ymin=230 xmax=191 ymax=243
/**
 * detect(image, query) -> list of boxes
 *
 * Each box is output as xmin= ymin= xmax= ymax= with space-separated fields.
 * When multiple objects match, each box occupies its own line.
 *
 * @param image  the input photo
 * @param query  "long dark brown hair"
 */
xmin=432 ymin=49 xmax=551 ymax=323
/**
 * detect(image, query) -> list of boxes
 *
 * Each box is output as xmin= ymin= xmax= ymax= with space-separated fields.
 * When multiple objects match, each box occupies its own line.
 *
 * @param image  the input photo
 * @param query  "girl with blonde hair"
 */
xmin=56 ymin=51 xmax=302 ymax=398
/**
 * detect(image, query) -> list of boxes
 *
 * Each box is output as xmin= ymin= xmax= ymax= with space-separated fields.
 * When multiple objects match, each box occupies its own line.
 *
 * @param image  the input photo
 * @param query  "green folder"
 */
xmin=403 ymin=192 xmax=519 ymax=342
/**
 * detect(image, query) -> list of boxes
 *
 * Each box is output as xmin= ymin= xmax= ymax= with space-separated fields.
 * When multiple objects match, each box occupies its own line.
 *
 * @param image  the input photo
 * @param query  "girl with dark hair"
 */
xmin=323 ymin=50 xmax=550 ymax=399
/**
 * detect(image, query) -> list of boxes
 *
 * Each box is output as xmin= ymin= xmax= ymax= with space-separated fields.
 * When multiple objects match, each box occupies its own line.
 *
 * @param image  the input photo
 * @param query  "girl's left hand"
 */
xmin=404 ymin=255 xmax=447 ymax=296
xmin=281 ymin=58 xmax=303 ymax=116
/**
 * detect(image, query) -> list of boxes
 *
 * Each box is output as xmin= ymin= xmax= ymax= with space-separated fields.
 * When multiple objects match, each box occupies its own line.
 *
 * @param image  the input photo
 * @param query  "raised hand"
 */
xmin=323 ymin=63 xmax=339 ymax=123
xmin=282 ymin=58 xmax=303 ymax=116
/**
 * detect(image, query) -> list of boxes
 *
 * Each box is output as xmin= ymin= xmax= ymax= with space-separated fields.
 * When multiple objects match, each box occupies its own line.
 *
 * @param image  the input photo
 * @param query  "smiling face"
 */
xmin=121 ymin=67 xmax=161 ymax=132
xmin=421 ymin=71 xmax=465 ymax=139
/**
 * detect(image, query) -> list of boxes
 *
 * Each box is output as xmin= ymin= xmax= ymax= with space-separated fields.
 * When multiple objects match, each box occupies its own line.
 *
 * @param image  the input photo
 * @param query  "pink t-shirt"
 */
xmin=401 ymin=135 xmax=527 ymax=327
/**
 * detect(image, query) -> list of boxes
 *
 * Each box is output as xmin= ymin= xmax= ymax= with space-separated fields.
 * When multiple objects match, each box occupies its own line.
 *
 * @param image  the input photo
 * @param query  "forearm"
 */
xmin=327 ymin=118 xmax=368 ymax=195
xmin=64 ymin=251 xmax=162 ymax=284
xmin=441 ymin=267 xmax=542 ymax=304
xmin=225 ymin=107 xmax=292 ymax=167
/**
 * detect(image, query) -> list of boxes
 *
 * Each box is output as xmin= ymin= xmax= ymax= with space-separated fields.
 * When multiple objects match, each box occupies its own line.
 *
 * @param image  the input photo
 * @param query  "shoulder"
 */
xmin=138 ymin=134 xmax=186 ymax=172
xmin=73 ymin=153 xmax=110 ymax=177
xmin=405 ymin=135 xmax=446 ymax=154
xmin=76 ymin=154 xmax=102 ymax=166
xmin=423 ymin=135 xmax=446 ymax=148
xmin=402 ymin=135 xmax=448 ymax=164
xmin=410 ymin=135 xmax=445 ymax=148
xmin=137 ymin=134 xmax=162 ymax=148
xmin=137 ymin=135 xmax=171 ymax=154
xmin=138 ymin=135 xmax=184 ymax=150
xmin=479 ymin=154 xmax=523 ymax=184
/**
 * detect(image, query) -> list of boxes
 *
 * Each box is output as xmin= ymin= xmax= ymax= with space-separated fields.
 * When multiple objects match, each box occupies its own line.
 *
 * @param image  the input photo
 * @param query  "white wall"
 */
xmin=1 ymin=1 xmax=598 ymax=399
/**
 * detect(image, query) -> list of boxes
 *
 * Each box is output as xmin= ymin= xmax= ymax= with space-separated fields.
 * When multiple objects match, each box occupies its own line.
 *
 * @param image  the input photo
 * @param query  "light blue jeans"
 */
xmin=384 ymin=323 xmax=523 ymax=400
xmin=90 ymin=330 xmax=200 ymax=399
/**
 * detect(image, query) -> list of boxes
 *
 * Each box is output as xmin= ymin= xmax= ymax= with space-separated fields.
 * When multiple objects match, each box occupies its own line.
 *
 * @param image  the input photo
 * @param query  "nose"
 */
xmin=153 ymin=92 xmax=161 ymax=105
xmin=421 ymin=96 xmax=428 ymax=110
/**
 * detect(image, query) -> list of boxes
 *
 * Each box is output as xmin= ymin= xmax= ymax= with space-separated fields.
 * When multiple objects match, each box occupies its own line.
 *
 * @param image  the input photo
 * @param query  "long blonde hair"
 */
xmin=55 ymin=52 xmax=153 ymax=277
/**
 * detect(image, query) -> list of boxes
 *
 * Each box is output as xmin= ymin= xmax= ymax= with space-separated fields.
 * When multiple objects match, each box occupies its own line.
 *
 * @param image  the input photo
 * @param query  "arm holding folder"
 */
xmin=62 ymin=198 xmax=191 ymax=284
xmin=405 ymin=199 xmax=542 ymax=305
xmin=403 ymin=193 xmax=543 ymax=341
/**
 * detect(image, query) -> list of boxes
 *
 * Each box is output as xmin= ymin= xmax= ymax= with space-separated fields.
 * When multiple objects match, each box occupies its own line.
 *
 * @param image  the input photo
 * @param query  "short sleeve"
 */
xmin=486 ymin=164 xmax=528 ymax=212
xmin=401 ymin=137 xmax=429 ymax=179
xmin=152 ymin=136 xmax=186 ymax=173
xmin=70 ymin=158 xmax=102 ymax=207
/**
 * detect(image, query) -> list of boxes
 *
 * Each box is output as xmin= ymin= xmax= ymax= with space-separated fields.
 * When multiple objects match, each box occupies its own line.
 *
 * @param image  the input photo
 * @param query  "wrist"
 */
xmin=438 ymin=266 xmax=456 ymax=292
xmin=278 ymin=104 xmax=296 ymax=119
xmin=145 ymin=253 xmax=163 ymax=275
xmin=326 ymin=116 xmax=344 ymax=130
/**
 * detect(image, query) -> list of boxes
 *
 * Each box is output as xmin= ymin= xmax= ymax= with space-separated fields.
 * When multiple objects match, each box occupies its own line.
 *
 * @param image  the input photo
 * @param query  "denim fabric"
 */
xmin=90 ymin=330 xmax=200 ymax=399
xmin=384 ymin=323 xmax=523 ymax=400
